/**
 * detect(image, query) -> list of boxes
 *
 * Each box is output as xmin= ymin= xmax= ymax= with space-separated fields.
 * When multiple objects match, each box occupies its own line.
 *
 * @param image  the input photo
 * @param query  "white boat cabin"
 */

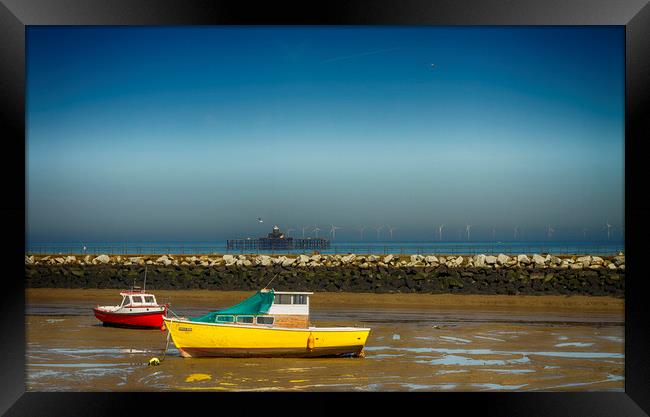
xmin=119 ymin=291 xmax=160 ymax=307
xmin=267 ymin=291 xmax=312 ymax=315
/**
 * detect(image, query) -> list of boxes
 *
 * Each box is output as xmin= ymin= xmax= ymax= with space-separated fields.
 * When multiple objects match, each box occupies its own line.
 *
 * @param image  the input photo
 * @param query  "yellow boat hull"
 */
xmin=163 ymin=318 xmax=371 ymax=358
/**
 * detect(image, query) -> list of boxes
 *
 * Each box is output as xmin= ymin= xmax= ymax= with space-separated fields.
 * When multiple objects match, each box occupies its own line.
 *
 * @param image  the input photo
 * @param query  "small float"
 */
xmin=163 ymin=288 xmax=370 ymax=358
xmin=93 ymin=267 xmax=167 ymax=329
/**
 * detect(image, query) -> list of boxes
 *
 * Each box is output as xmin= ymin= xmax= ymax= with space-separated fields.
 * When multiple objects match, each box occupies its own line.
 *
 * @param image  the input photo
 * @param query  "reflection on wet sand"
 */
xmin=26 ymin=290 xmax=623 ymax=392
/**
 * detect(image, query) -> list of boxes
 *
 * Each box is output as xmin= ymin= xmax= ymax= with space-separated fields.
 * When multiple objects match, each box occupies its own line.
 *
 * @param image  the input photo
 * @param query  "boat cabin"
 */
xmin=119 ymin=291 xmax=160 ymax=307
xmin=264 ymin=291 xmax=312 ymax=328
xmin=191 ymin=290 xmax=313 ymax=329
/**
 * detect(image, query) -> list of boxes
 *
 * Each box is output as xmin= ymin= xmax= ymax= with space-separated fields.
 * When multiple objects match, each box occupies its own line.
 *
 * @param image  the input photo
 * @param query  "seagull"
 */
xmin=256 ymin=218 xmax=263 ymax=223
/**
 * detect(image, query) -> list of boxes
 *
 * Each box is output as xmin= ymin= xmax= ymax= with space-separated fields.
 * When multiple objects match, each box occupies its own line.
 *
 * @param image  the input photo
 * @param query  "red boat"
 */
xmin=93 ymin=290 xmax=168 ymax=329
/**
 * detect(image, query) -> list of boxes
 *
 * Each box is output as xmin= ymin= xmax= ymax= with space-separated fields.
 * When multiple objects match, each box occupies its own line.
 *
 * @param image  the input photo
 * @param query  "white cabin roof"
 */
xmin=273 ymin=291 xmax=313 ymax=295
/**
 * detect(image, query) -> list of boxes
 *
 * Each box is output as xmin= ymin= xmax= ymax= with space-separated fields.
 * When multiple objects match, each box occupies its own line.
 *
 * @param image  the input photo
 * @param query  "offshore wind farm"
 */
xmin=25 ymin=26 xmax=624 ymax=392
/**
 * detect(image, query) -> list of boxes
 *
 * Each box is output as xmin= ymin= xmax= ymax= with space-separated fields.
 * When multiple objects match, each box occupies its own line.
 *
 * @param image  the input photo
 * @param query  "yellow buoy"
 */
xmin=149 ymin=357 xmax=161 ymax=366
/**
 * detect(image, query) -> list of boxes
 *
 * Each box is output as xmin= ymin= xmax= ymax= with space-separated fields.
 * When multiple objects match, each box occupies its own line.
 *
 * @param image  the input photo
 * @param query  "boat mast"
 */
xmin=143 ymin=265 xmax=147 ymax=293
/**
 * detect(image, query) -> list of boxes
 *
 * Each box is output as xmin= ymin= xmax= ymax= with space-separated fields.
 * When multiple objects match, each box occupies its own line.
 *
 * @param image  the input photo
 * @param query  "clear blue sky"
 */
xmin=26 ymin=26 xmax=624 ymax=242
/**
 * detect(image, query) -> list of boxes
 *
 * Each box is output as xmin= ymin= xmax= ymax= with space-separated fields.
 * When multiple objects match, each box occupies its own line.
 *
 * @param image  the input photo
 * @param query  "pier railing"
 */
xmin=25 ymin=243 xmax=624 ymax=256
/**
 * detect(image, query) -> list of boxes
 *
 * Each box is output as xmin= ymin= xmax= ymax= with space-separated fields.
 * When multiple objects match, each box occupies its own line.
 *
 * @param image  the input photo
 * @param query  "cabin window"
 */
xmin=276 ymin=294 xmax=292 ymax=304
xmin=131 ymin=296 xmax=143 ymax=303
xmin=144 ymin=296 xmax=155 ymax=303
xmin=216 ymin=315 xmax=234 ymax=323
xmin=256 ymin=316 xmax=274 ymax=325
xmin=236 ymin=316 xmax=254 ymax=324
xmin=292 ymin=295 xmax=307 ymax=305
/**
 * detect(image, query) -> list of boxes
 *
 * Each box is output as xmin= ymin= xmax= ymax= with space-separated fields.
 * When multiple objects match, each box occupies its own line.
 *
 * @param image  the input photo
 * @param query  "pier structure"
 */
xmin=226 ymin=225 xmax=330 ymax=251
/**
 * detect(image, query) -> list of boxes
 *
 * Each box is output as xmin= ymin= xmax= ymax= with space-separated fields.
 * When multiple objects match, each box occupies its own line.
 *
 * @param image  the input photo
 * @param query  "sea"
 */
xmin=26 ymin=241 xmax=625 ymax=256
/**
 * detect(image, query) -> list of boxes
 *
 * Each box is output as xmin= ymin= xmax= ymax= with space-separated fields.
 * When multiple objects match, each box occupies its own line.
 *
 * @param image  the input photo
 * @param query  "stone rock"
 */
xmin=65 ymin=255 xmax=76 ymax=264
xmin=576 ymin=256 xmax=592 ymax=266
xmin=200 ymin=261 xmax=210 ymax=267
xmin=569 ymin=263 xmax=583 ymax=270
xmin=25 ymin=255 xmax=35 ymax=265
xmin=613 ymin=256 xmax=625 ymax=266
xmin=589 ymin=265 xmax=602 ymax=270
xmin=517 ymin=254 xmax=531 ymax=264
xmin=94 ymin=254 xmax=110 ymax=264
xmin=341 ymin=254 xmax=356 ymax=264
xmin=607 ymin=263 xmax=617 ymax=270
xmin=550 ymin=256 xmax=562 ymax=265
xmin=424 ymin=255 xmax=439 ymax=264
xmin=298 ymin=254 xmax=310 ymax=263
xmin=618 ymin=264 xmax=625 ymax=271
xmin=310 ymin=254 xmax=322 ymax=262
xmin=282 ymin=258 xmax=295 ymax=267
xmin=485 ymin=255 xmax=497 ymax=265
xmin=410 ymin=255 xmax=424 ymax=263
xmin=383 ymin=254 xmax=395 ymax=264
xmin=591 ymin=256 xmax=604 ymax=265
xmin=532 ymin=254 xmax=546 ymax=265
xmin=473 ymin=254 xmax=486 ymax=267
xmin=54 ymin=257 xmax=65 ymax=264
xmin=222 ymin=255 xmax=236 ymax=266
xmin=259 ymin=256 xmax=272 ymax=267
xmin=367 ymin=255 xmax=379 ymax=262
xmin=454 ymin=256 xmax=464 ymax=266
xmin=180 ymin=261 xmax=190 ymax=266
xmin=496 ymin=254 xmax=510 ymax=265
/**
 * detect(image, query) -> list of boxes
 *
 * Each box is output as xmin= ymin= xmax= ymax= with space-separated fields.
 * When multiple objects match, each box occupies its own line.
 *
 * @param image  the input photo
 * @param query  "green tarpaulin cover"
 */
xmin=190 ymin=290 xmax=275 ymax=323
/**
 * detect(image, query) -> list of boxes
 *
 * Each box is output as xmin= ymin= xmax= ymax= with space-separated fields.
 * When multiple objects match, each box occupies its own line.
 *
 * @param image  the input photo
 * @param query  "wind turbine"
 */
xmin=438 ymin=224 xmax=445 ymax=241
xmin=465 ymin=224 xmax=472 ymax=241
xmin=301 ymin=225 xmax=310 ymax=238
xmin=582 ymin=228 xmax=589 ymax=240
xmin=514 ymin=226 xmax=519 ymax=240
xmin=313 ymin=225 xmax=321 ymax=238
xmin=492 ymin=226 xmax=496 ymax=241
xmin=285 ymin=226 xmax=295 ymax=237
xmin=330 ymin=224 xmax=342 ymax=240
xmin=547 ymin=224 xmax=555 ymax=239
xmin=606 ymin=220 xmax=612 ymax=240
xmin=359 ymin=226 xmax=367 ymax=241
xmin=388 ymin=226 xmax=398 ymax=240
xmin=375 ymin=225 xmax=384 ymax=240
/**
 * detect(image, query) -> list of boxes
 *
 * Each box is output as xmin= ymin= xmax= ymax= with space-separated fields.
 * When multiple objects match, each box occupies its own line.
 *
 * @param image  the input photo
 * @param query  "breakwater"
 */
xmin=25 ymin=253 xmax=625 ymax=297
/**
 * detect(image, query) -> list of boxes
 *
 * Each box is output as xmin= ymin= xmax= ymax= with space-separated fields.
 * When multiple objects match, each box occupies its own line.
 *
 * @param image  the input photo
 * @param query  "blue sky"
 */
xmin=26 ymin=26 xmax=624 ymax=242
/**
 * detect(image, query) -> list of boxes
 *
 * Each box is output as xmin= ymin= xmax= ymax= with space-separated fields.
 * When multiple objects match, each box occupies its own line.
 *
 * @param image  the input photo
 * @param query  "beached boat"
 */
xmin=93 ymin=267 xmax=168 ymax=329
xmin=93 ymin=290 xmax=168 ymax=329
xmin=163 ymin=289 xmax=370 ymax=358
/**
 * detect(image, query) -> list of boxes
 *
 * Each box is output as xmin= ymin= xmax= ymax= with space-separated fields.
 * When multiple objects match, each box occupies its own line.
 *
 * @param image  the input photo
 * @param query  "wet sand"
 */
xmin=26 ymin=289 xmax=624 ymax=391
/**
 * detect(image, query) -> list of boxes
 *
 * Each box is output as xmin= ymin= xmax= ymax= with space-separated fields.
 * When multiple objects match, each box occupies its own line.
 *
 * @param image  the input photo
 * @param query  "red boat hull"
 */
xmin=93 ymin=307 xmax=166 ymax=329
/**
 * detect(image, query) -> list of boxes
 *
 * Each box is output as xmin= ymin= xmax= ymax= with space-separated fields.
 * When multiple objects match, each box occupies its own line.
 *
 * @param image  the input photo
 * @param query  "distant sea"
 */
xmin=26 ymin=241 xmax=625 ymax=256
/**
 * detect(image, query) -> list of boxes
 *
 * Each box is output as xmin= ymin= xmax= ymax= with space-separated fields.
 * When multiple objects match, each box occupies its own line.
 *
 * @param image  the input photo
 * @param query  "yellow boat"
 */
xmin=163 ymin=289 xmax=370 ymax=358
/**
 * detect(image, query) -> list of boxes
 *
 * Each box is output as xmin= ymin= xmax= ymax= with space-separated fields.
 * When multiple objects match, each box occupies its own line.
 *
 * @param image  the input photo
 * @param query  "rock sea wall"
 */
xmin=25 ymin=253 xmax=625 ymax=297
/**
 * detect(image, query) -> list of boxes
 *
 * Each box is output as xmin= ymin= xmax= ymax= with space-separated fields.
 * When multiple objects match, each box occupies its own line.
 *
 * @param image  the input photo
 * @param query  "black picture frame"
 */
xmin=1 ymin=0 xmax=649 ymax=415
